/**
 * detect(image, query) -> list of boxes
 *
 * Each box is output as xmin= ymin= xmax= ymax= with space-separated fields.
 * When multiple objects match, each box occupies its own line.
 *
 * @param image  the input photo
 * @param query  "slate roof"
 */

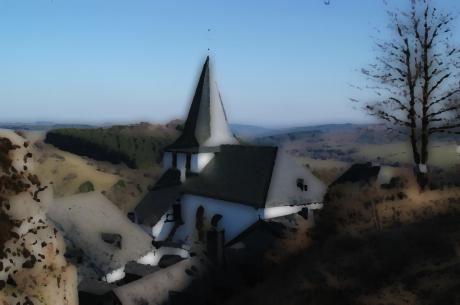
xmin=165 ymin=56 xmax=238 ymax=152
xmin=114 ymin=257 xmax=204 ymax=305
xmin=331 ymin=162 xmax=381 ymax=186
xmin=183 ymin=145 xmax=278 ymax=209
xmin=46 ymin=192 xmax=155 ymax=275
xmin=135 ymin=168 xmax=182 ymax=226
xmin=225 ymin=219 xmax=286 ymax=248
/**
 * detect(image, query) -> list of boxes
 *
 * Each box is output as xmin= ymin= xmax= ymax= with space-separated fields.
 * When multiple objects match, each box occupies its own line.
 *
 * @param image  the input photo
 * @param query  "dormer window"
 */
xmin=296 ymin=178 xmax=308 ymax=191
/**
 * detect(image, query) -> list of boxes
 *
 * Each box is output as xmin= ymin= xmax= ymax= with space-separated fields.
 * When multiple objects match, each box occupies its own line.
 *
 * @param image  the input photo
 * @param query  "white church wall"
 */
xmin=265 ymin=151 xmax=326 ymax=208
xmin=190 ymin=153 xmax=214 ymax=173
xmin=163 ymin=152 xmax=173 ymax=170
xmin=173 ymin=195 xmax=259 ymax=245
xmin=259 ymin=205 xmax=303 ymax=219
xmin=258 ymin=203 xmax=323 ymax=225
xmin=177 ymin=153 xmax=187 ymax=181
xmin=151 ymin=211 xmax=176 ymax=241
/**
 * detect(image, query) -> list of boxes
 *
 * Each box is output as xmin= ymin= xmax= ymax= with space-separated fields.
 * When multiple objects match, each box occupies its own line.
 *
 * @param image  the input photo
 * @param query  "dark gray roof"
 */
xmin=78 ymin=279 xmax=116 ymax=295
xmin=124 ymin=261 xmax=160 ymax=277
xmin=135 ymin=145 xmax=279 ymax=224
xmin=46 ymin=192 xmax=155 ymax=276
xmin=135 ymin=169 xmax=182 ymax=226
xmin=225 ymin=219 xmax=286 ymax=248
xmin=183 ymin=145 xmax=278 ymax=209
xmin=165 ymin=56 xmax=238 ymax=152
xmin=331 ymin=162 xmax=381 ymax=186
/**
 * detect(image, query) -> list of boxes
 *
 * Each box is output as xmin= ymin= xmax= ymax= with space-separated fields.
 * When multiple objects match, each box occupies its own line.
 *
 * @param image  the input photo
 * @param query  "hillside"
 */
xmin=180 ymin=167 xmax=460 ymax=305
xmin=45 ymin=122 xmax=179 ymax=169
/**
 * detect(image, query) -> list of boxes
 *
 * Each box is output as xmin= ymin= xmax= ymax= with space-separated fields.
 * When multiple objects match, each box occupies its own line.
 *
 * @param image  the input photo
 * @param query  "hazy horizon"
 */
xmin=0 ymin=118 xmax=379 ymax=131
xmin=1 ymin=0 xmax=459 ymax=127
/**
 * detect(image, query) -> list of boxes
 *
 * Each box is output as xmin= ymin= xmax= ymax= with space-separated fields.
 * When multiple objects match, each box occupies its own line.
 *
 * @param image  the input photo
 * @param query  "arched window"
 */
xmin=195 ymin=206 xmax=205 ymax=242
xmin=211 ymin=214 xmax=223 ymax=228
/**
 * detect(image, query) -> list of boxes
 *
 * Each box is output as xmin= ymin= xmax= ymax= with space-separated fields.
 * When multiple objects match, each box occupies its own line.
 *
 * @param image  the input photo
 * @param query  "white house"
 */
xmin=134 ymin=57 xmax=326 ymax=249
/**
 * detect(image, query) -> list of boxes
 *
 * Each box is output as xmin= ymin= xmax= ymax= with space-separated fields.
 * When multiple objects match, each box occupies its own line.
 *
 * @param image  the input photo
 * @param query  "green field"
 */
xmin=352 ymin=142 xmax=460 ymax=169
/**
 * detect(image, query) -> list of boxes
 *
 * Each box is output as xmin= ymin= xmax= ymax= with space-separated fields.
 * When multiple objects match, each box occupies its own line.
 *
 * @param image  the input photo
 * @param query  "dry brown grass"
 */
xmin=220 ymin=165 xmax=460 ymax=305
xmin=24 ymin=131 xmax=161 ymax=212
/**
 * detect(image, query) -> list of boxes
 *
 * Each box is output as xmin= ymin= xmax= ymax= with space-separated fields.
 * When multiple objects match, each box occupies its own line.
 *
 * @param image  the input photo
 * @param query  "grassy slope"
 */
xmin=26 ymin=131 xmax=162 ymax=212
xmin=219 ymin=169 xmax=460 ymax=305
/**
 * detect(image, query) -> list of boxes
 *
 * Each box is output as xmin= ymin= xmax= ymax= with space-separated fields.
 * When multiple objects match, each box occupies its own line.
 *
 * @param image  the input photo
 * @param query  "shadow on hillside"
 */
xmin=171 ymin=211 xmax=460 ymax=305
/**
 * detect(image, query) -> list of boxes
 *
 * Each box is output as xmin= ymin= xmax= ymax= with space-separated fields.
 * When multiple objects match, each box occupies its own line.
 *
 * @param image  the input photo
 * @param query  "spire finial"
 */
xmin=207 ymin=28 xmax=211 ymax=53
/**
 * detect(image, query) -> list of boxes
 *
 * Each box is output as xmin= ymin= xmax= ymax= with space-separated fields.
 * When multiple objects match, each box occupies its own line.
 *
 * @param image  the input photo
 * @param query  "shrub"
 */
xmin=78 ymin=181 xmax=94 ymax=193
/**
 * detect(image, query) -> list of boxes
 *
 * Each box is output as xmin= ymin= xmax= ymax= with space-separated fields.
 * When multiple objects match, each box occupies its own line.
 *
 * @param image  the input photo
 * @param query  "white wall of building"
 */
xmin=151 ymin=196 xmax=325 ymax=247
xmin=177 ymin=153 xmax=187 ymax=181
xmin=259 ymin=205 xmax=304 ymax=219
xmin=190 ymin=153 xmax=214 ymax=173
xmin=163 ymin=152 xmax=188 ymax=181
xmin=265 ymin=151 xmax=326 ymax=207
xmin=173 ymin=195 xmax=259 ymax=245
xmin=150 ymin=211 xmax=176 ymax=241
xmin=163 ymin=152 xmax=173 ymax=170
xmin=162 ymin=152 xmax=215 ymax=179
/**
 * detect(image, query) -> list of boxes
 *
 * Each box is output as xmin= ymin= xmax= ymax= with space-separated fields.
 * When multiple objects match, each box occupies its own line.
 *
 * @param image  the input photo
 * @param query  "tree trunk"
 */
xmin=419 ymin=11 xmax=430 ymax=190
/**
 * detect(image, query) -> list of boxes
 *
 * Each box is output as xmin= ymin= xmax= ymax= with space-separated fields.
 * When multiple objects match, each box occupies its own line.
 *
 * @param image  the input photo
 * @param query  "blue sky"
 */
xmin=0 ymin=0 xmax=458 ymax=127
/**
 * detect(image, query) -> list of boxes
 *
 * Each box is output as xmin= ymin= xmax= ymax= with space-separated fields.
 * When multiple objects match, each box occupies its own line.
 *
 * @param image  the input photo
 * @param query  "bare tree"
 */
xmin=358 ymin=0 xmax=460 ymax=188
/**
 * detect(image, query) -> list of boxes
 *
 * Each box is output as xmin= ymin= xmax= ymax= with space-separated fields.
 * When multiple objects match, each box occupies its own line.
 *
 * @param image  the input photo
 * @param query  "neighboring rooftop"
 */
xmin=331 ymin=162 xmax=381 ymax=186
xmin=114 ymin=257 xmax=204 ymax=305
xmin=165 ymin=56 xmax=238 ymax=152
xmin=135 ymin=168 xmax=182 ymax=226
xmin=46 ymin=192 xmax=155 ymax=276
xmin=226 ymin=219 xmax=286 ymax=249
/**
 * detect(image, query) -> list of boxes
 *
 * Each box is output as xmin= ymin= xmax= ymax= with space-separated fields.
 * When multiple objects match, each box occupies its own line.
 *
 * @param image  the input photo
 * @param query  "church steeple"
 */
xmin=166 ymin=56 xmax=238 ymax=152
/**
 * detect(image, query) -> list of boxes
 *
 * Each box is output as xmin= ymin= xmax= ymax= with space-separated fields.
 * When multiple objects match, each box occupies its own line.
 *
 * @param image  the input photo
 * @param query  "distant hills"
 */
xmin=230 ymin=123 xmax=390 ymax=144
xmin=0 ymin=122 xmax=95 ymax=131
xmin=230 ymin=123 xmax=378 ymax=139
xmin=229 ymin=124 xmax=277 ymax=139
xmin=2 ymin=121 xmax=455 ymax=170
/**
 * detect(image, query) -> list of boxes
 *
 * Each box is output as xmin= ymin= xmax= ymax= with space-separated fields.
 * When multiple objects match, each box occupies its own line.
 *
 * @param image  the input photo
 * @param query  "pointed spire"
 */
xmin=166 ymin=57 xmax=238 ymax=152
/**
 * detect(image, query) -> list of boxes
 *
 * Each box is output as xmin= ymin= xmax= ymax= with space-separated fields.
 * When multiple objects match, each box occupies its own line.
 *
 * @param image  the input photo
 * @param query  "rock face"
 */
xmin=0 ymin=129 xmax=78 ymax=305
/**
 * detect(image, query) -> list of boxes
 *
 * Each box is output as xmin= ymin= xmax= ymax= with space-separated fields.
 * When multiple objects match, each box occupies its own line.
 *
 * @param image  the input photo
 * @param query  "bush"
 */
xmin=115 ymin=180 xmax=126 ymax=188
xmin=78 ymin=181 xmax=94 ymax=193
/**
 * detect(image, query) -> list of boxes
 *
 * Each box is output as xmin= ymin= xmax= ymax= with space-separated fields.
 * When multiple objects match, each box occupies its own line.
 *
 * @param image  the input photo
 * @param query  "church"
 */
xmin=134 ymin=57 xmax=326 ymax=249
